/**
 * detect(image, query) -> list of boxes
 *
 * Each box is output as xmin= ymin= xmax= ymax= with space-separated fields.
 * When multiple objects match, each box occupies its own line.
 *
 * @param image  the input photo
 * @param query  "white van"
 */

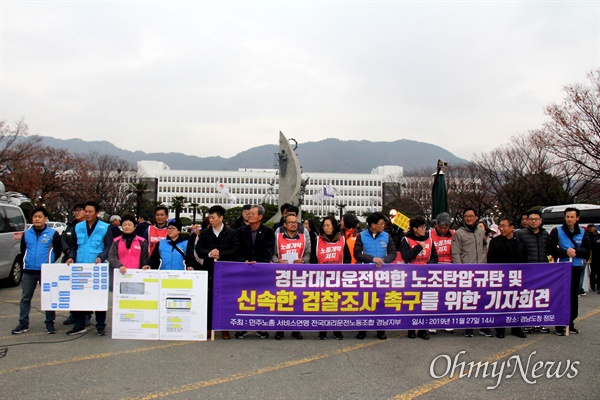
xmin=0 ymin=196 xmax=27 ymax=286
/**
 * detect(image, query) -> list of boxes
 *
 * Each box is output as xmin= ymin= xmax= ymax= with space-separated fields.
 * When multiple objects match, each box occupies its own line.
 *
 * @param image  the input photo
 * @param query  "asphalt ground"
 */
xmin=0 ymin=284 xmax=599 ymax=400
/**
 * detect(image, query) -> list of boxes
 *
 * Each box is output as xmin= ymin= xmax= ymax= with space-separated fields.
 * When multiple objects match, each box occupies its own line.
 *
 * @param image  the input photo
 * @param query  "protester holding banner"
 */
xmin=196 ymin=205 xmax=240 ymax=340
xmin=12 ymin=207 xmax=63 ymax=335
xmin=316 ymin=216 xmax=348 ymax=340
xmin=487 ymin=216 xmax=528 ymax=339
xmin=108 ymin=213 xmax=150 ymax=274
xmin=65 ymin=200 xmax=113 ymax=336
xmin=341 ymin=213 xmax=360 ymax=264
xmin=272 ymin=213 xmax=309 ymax=340
xmin=149 ymin=219 xmax=192 ymax=271
xmin=61 ymin=202 xmax=88 ymax=327
xmin=235 ymin=205 xmax=274 ymax=339
xmin=400 ymin=215 xmax=438 ymax=340
xmin=353 ymin=211 xmax=397 ymax=340
xmin=303 ymin=218 xmax=318 ymax=264
xmin=548 ymin=207 xmax=591 ymax=335
xmin=517 ymin=209 xmax=551 ymax=333
xmin=451 ymin=208 xmax=492 ymax=338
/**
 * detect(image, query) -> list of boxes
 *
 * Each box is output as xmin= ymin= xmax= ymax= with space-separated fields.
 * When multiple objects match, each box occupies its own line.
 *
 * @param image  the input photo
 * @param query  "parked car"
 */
xmin=46 ymin=221 xmax=66 ymax=235
xmin=0 ymin=194 xmax=27 ymax=286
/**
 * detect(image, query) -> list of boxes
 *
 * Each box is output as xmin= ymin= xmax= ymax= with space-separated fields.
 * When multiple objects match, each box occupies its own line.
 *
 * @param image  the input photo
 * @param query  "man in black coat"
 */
xmin=487 ymin=216 xmax=528 ymax=339
xmin=195 ymin=205 xmax=240 ymax=340
xmin=234 ymin=204 xmax=275 ymax=339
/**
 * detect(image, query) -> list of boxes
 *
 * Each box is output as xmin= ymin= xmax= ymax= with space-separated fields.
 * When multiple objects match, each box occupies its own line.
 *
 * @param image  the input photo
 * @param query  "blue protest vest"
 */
xmin=557 ymin=226 xmax=585 ymax=267
xmin=157 ymin=238 xmax=187 ymax=270
xmin=359 ymin=230 xmax=390 ymax=261
xmin=24 ymin=226 xmax=56 ymax=271
xmin=75 ymin=220 xmax=109 ymax=263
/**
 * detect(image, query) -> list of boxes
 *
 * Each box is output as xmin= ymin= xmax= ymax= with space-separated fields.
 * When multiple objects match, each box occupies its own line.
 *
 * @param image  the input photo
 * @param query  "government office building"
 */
xmin=138 ymin=161 xmax=403 ymax=220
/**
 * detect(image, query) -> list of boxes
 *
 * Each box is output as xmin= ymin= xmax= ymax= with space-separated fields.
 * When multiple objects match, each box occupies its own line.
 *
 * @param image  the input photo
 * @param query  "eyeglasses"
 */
xmin=286 ymin=221 xmax=298 ymax=225
xmin=464 ymin=214 xmax=477 ymax=219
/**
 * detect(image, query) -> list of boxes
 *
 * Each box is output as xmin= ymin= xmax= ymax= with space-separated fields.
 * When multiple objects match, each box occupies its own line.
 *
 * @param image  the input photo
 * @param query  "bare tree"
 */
xmin=534 ymin=69 xmax=600 ymax=182
xmin=74 ymin=152 xmax=136 ymax=217
xmin=0 ymin=119 xmax=42 ymax=182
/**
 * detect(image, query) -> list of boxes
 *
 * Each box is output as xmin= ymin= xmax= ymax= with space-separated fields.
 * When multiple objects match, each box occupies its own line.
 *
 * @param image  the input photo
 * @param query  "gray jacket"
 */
xmin=451 ymin=225 xmax=488 ymax=264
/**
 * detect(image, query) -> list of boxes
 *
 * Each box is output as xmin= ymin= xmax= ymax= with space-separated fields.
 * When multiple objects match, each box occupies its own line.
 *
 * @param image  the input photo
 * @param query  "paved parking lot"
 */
xmin=1 ymin=285 xmax=599 ymax=399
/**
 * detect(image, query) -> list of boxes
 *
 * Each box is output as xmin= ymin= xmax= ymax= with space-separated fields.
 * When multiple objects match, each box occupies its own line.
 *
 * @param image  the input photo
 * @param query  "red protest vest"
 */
xmin=277 ymin=232 xmax=306 ymax=261
xmin=316 ymin=236 xmax=345 ymax=264
xmin=405 ymin=237 xmax=433 ymax=264
xmin=429 ymin=228 xmax=454 ymax=264
xmin=148 ymin=225 xmax=168 ymax=255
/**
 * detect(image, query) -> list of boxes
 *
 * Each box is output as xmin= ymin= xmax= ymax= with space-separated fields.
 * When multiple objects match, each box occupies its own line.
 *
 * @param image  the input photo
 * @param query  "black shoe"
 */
xmin=256 ymin=331 xmax=269 ymax=339
xmin=569 ymin=326 xmax=579 ymax=334
xmin=66 ymin=327 xmax=87 ymax=335
xmin=356 ymin=331 xmax=366 ymax=340
xmin=274 ymin=332 xmax=284 ymax=340
xmin=11 ymin=324 xmax=29 ymax=334
xmin=291 ymin=332 xmax=303 ymax=340
xmin=46 ymin=323 xmax=56 ymax=334
xmin=97 ymin=328 xmax=107 ymax=336
xmin=63 ymin=315 xmax=74 ymax=325
xmin=523 ymin=327 xmax=532 ymax=333
xmin=377 ymin=332 xmax=387 ymax=340
xmin=464 ymin=329 xmax=474 ymax=337
xmin=496 ymin=332 xmax=505 ymax=339
xmin=539 ymin=327 xmax=549 ymax=333
xmin=408 ymin=330 xmax=416 ymax=339
xmin=480 ymin=329 xmax=494 ymax=337
xmin=235 ymin=331 xmax=248 ymax=339
xmin=417 ymin=331 xmax=430 ymax=340
xmin=333 ymin=332 xmax=344 ymax=340
xmin=318 ymin=332 xmax=327 ymax=340
xmin=512 ymin=332 xmax=527 ymax=338
xmin=555 ymin=327 xmax=566 ymax=336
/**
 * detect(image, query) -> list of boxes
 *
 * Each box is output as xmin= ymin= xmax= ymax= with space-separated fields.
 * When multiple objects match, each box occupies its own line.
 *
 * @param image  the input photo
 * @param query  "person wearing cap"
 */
xmin=109 ymin=215 xmax=122 ymax=239
xmin=61 ymin=202 xmax=89 ymax=326
xmin=108 ymin=213 xmax=151 ymax=274
xmin=400 ymin=215 xmax=438 ymax=340
xmin=148 ymin=219 xmax=193 ymax=270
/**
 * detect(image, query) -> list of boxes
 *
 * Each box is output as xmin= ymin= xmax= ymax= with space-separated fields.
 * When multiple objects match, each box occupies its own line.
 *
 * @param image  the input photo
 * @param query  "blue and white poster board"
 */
xmin=112 ymin=269 xmax=161 ymax=340
xmin=112 ymin=269 xmax=208 ymax=341
xmin=40 ymin=263 xmax=109 ymax=311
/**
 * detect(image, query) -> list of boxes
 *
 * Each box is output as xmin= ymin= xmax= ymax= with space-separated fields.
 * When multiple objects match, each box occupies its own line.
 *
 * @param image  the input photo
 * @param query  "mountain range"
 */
xmin=34 ymin=136 xmax=468 ymax=173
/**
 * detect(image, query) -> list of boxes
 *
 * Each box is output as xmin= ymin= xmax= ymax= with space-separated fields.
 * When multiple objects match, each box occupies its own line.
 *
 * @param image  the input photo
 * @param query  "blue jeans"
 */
xmin=19 ymin=272 xmax=55 ymax=326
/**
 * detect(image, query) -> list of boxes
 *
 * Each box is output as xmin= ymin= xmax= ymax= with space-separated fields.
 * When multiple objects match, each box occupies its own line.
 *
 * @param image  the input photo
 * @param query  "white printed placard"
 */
xmin=111 ymin=269 xmax=208 ymax=341
xmin=159 ymin=270 xmax=208 ymax=341
xmin=41 ymin=263 xmax=109 ymax=311
xmin=112 ymin=269 xmax=161 ymax=340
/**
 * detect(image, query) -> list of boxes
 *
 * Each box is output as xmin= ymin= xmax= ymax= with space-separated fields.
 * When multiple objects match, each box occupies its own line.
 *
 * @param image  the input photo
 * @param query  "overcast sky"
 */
xmin=1 ymin=1 xmax=598 ymax=161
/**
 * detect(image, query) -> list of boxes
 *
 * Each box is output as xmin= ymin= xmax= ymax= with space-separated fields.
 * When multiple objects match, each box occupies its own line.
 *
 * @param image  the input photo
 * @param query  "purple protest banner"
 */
xmin=212 ymin=261 xmax=571 ymax=331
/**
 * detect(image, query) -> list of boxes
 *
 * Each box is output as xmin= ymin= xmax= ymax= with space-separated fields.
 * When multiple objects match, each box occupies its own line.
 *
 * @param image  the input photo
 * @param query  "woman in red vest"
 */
xmin=400 ymin=215 xmax=438 ymax=340
xmin=316 ymin=216 xmax=349 ymax=340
